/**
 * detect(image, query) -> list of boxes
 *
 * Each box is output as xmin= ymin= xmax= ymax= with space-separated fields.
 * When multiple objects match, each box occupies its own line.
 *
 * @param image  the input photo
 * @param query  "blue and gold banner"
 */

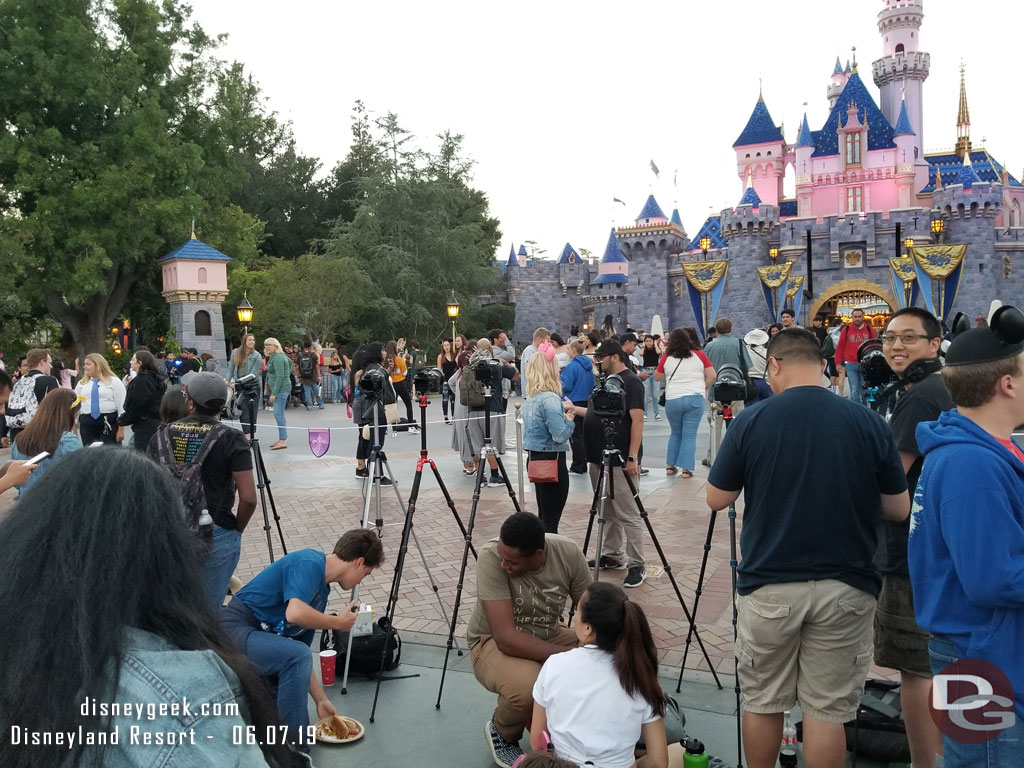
xmin=785 ymin=275 xmax=805 ymax=321
xmin=757 ymin=262 xmax=792 ymax=324
xmin=910 ymin=245 xmax=967 ymax=322
xmin=683 ymin=260 xmax=729 ymax=341
xmin=889 ymin=257 xmax=920 ymax=310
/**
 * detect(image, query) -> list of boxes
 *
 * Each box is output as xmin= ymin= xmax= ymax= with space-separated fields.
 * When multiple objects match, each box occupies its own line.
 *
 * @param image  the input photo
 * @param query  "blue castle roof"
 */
xmin=599 ymin=229 xmax=628 ymax=263
xmin=958 ymin=156 xmax=982 ymax=189
xmin=779 ymin=200 xmax=798 ymax=218
xmin=158 ymin=237 xmax=232 ymax=263
xmin=832 ymin=57 xmax=844 ymax=76
xmin=558 ymin=242 xmax=581 ymax=264
xmin=686 ymin=216 xmax=728 ymax=251
xmin=670 ymin=208 xmax=683 ymax=226
xmin=738 ymin=184 xmax=762 ymax=207
xmin=811 ymin=73 xmax=896 ymax=157
xmin=893 ymin=98 xmax=915 ymax=136
xmin=506 ymin=244 xmax=518 ymax=267
xmin=518 ymin=244 xmax=528 ymax=256
xmin=733 ymin=97 xmax=785 ymax=147
xmin=591 ymin=273 xmax=628 ymax=285
xmin=796 ymin=113 xmax=814 ymax=147
xmin=636 ymin=194 xmax=667 ymax=221
xmin=920 ymin=151 xmax=1022 ymax=193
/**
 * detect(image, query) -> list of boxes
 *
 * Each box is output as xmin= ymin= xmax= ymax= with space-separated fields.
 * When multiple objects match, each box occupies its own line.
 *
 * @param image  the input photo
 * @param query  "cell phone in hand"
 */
xmin=23 ymin=452 xmax=50 ymax=467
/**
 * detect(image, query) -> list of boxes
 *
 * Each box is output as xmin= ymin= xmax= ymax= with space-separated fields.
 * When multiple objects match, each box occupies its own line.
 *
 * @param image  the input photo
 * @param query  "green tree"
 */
xmin=0 ymin=0 xmax=262 ymax=360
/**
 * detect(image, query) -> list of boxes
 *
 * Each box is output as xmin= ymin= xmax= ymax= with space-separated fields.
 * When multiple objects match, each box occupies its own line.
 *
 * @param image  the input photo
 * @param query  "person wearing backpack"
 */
xmin=149 ymin=372 xmax=257 ymax=613
xmin=834 ymin=308 xmax=878 ymax=406
xmin=4 ymin=348 xmax=60 ymax=442
xmin=297 ymin=341 xmax=324 ymax=411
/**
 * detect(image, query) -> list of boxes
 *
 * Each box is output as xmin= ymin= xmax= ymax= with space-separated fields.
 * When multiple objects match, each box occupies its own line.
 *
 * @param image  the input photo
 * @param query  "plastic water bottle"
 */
xmin=682 ymin=738 xmax=709 ymax=768
xmin=779 ymin=710 xmax=798 ymax=767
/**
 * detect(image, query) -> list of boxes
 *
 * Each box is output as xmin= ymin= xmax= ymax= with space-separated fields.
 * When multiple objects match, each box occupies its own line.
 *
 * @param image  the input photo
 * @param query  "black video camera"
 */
xmin=234 ymin=372 xmax=261 ymax=397
xmin=414 ymin=367 xmax=443 ymax=394
xmin=591 ymin=374 xmax=626 ymax=419
xmin=857 ymin=338 xmax=899 ymax=407
xmin=472 ymin=357 xmax=503 ymax=386
xmin=710 ymin=364 xmax=748 ymax=405
xmin=359 ymin=365 xmax=389 ymax=399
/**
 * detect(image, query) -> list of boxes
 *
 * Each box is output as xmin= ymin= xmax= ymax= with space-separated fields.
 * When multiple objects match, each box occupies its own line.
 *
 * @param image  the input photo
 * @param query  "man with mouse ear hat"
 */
xmin=908 ymin=305 xmax=1024 ymax=768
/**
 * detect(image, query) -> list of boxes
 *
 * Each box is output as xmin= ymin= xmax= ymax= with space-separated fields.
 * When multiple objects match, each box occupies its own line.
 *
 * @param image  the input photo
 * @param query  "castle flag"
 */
xmin=613 ymin=198 xmax=626 ymax=206
xmin=756 ymin=262 xmax=792 ymax=324
xmin=910 ymin=245 xmax=967 ymax=322
xmin=683 ymin=261 xmax=729 ymax=341
xmin=649 ymin=160 xmax=660 ymax=179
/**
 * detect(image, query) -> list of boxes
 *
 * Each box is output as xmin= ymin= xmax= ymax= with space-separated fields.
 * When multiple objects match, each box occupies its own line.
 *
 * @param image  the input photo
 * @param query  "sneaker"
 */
xmin=623 ymin=565 xmax=647 ymax=588
xmin=305 ymin=406 xmax=311 ymax=412
xmin=639 ymin=467 xmax=650 ymax=476
xmin=318 ymin=405 xmax=325 ymax=410
xmin=587 ymin=555 xmax=625 ymax=570
xmin=484 ymin=716 xmax=523 ymax=768
xmin=655 ymin=414 xmax=662 ymax=421
xmin=701 ymin=458 xmax=712 ymax=468
xmin=487 ymin=475 xmax=504 ymax=488
xmin=375 ymin=476 xmax=394 ymax=486
xmin=355 ymin=467 xmax=369 ymax=478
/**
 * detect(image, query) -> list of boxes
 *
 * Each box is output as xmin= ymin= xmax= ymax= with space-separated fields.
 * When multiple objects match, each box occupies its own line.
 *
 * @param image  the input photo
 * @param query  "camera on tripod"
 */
xmin=472 ymin=357 xmax=504 ymax=387
xmin=414 ymin=367 xmax=443 ymax=394
xmin=591 ymin=374 xmax=626 ymax=419
xmin=710 ymin=364 xmax=748 ymax=405
xmin=857 ymin=338 xmax=898 ymax=406
xmin=234 ymin=372 xmax=261 ymax=398
xmin=359 ymin=366 xmax=389 ymax=399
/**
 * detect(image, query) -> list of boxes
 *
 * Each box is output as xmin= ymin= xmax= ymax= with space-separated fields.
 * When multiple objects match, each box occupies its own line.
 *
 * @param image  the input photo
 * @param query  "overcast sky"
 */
xmin=188 ymin=0 xmax=1024 ymax=261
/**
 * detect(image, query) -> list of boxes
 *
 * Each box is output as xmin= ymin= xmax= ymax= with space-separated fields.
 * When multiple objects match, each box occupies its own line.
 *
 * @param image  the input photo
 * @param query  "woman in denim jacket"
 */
xmin=0 ymin=448 xmax=308 ymax=768
xmin=522 ymin=342 xmax=576 ymax=533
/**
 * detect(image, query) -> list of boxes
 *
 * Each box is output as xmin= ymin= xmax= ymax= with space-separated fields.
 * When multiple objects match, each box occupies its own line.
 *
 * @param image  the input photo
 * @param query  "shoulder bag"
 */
xmin=658 ymin=359 xmax=682 ymax=407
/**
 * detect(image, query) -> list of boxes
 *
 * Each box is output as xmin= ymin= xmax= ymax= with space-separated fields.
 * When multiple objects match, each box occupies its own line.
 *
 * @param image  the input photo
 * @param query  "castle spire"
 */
xmin=956 ymin=63 xmax=971 ymax=159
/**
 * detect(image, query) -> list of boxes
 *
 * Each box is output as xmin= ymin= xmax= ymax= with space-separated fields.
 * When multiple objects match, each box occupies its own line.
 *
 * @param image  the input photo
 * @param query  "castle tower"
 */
xmin=794 ymin=112 xmax=815 ymax=217
xmin=872 ymin=0 xmax=930 ymax=162
xmin=733 ymin=92 xmax=785 ymax=206
xmin=955 ymin=64 xmax=971 ymax=159
xmin=159 ymin=234 xmax=231 ymax=363
xmin=827 ymin=57 xmax=847 ymax=110
xmin=721 ymin=188 xmax=780 ymax=333
xmin=893 ymin=94 xmax=919 ymax=207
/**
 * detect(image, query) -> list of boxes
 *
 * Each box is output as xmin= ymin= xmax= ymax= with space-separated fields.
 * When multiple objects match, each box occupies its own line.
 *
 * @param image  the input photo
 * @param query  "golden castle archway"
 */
xmin=809 ymin=279 xmax=896 ymax=326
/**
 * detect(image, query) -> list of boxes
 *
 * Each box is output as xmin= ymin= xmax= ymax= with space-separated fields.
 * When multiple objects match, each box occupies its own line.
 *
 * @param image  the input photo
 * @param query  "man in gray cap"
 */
xmin=908 ymin=306 xmax=1024 ymax=767
xmin=150 ymin=371 xmax=257 ymax=611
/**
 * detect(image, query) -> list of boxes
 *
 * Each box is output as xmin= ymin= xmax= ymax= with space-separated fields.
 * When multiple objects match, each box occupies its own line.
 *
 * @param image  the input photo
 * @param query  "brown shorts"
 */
xmin=735 ymin=580 xmax=875 ymax=723
xmin=873 ymin=573 xmax=932 ymax=678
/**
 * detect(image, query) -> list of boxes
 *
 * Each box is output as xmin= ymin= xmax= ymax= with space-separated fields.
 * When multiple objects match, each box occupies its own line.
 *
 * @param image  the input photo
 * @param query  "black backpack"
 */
xmin=319 ymin=616 xmax=401 ymax=678
xmin=149 ymin=421 xmax=230 ymax=552
xmin=298 ymin=353 xmax=315 ymax=379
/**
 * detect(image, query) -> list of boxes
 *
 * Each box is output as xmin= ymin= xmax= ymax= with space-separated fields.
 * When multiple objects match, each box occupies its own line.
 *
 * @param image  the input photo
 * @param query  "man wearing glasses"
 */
xmin=874 ymin=308 xmax=952 ymax=768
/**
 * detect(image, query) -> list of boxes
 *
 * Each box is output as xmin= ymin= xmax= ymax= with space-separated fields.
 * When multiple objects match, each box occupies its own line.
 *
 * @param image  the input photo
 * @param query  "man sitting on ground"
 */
xmin=221 ymin=528 xmax=384 ymax=749
xmin=469 ymin=512 xmax=590 ymax=768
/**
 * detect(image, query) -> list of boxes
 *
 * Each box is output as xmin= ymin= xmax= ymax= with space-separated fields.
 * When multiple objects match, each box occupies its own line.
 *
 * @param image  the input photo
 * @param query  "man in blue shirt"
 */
xmin=221 ymin=529 xmax=385 ymax=747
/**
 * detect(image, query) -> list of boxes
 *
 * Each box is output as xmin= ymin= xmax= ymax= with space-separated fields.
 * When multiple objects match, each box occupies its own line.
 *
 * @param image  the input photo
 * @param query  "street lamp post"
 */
xmin=446 ymin=292 xmax=460 ymax=349
xmin=904 ymin=237 xmax=914 ymax=257
xmin=930 ymin=217 xmax=945 ymax=243
xmin=769 ymin=247 xmax=779 ymax=263
xmin=699 ymin=235 xmax=711 ymax=261
xmin=237 ymin=293 xmax=254 ymax=337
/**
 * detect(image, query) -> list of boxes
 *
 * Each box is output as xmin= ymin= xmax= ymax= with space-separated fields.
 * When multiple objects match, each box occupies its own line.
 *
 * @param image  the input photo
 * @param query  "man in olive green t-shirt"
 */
xmin=468 ymin=512 xmax=591 ymax=764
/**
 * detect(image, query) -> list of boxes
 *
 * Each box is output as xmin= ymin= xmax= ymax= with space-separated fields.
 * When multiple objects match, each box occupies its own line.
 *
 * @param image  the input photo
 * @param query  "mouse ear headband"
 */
xmin=537 ymin=341 xmax=556 ymax=362
xmin=945 ymin=305 xmax=1024 ymax=366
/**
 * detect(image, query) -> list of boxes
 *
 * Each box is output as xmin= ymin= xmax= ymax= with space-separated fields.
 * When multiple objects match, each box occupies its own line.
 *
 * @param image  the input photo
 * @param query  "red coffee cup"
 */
xmin=319 ymin=650 xmax=337 ymax=686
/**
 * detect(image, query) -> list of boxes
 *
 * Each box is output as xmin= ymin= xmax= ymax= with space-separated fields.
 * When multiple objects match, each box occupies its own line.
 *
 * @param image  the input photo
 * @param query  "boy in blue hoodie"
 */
xmin=909 ymin=307 xmax=1024 ymax=767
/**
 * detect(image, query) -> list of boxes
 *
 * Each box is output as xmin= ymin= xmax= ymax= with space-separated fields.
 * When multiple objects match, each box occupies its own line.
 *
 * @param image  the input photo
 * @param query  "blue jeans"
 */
xmin=642 ymin=370 xmax=660 ymax=417
xmin=272 ymin=394 xmax=288 ymax=440
xmin=203 ymin=527 xmax=241 ymax=613
xmin=330 ymin=373 xmax=347 ymax=402
xmin=929 ymin=636 xmax=1024 ymax=767
xmin=665 ymin=394 xmax=706 ymax=471
xmin=302 ymin=383 xmax=323 ymax=408
xmin=845 ymin=362 xmax=867 ymax=405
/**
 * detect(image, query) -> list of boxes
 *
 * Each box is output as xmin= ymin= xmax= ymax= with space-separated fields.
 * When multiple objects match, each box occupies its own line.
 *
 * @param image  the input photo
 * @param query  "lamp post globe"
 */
xmin=446 ymin=292 xmax=460 ymax=348
xmin=237 ymin=294 xmax=254 ymax=336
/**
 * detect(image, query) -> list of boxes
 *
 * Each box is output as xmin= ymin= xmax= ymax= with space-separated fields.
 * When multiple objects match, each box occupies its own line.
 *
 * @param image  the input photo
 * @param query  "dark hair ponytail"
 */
xmin=580 ymin=581 xmax=665 ymax=717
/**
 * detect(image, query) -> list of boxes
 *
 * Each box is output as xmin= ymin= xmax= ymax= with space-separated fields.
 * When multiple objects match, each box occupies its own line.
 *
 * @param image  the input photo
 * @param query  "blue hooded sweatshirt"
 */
xmin=560 ymin=353 xmax=595 ymax=403
xmin=909 ymin=410 xmax=1024 ymax=718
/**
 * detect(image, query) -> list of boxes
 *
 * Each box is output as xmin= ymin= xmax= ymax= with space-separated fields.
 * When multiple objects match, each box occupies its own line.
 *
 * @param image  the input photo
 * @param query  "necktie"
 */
xmin=91 ymin=379 xmax=100 ymax=419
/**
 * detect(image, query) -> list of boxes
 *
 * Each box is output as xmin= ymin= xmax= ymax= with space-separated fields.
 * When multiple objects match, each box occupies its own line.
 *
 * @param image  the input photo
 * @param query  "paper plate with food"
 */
xmin=314 ymin=715 xmax=364 ymax=744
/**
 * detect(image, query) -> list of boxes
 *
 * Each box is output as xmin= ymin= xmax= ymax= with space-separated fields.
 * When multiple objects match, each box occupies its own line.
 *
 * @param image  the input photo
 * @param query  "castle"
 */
xmin=501 ymin=0 xmax=1024 ymax=341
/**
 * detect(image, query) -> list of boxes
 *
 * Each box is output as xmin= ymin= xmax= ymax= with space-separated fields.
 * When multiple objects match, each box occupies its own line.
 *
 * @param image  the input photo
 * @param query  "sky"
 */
xmin=188 ymin=0 xmax=1024 ymax=262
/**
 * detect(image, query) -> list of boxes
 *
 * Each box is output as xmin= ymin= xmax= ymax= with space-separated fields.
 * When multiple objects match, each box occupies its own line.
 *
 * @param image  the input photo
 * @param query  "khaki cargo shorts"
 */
xmin=735 ymin=579 xmax=876 ymax=723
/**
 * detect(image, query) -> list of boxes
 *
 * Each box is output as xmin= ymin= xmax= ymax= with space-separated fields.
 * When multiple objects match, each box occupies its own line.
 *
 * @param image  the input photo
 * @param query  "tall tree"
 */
xmin=0 ymin=0 xmax=262 ymax=357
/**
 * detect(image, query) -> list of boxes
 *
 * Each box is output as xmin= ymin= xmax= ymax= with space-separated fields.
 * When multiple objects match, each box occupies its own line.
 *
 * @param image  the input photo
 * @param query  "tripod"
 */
xmin=435 ymin=383 xmax=522 ymax=708
xmin=675 ymin=401 xmax=743 ymax=768
xmin=578 ymin=420 xmax=722 ymax=690
xmin=341 ymin=395 xmax=458 ymax=693
xmin=239 ymin=385 xmax=287 ymax=563
xmin=369 ymin=393 xmax=477 ymax=721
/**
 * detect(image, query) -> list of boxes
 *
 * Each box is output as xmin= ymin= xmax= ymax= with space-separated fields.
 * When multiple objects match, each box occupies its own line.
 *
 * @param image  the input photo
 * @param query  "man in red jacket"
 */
xmin=834 ymin=308 xmax=877 ymax=406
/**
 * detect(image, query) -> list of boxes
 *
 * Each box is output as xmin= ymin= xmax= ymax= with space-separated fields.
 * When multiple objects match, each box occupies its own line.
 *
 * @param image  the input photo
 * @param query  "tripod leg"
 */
xmin=492 ymin=455 xmax=522 ymax=514
xmin=729 ymin=504 xmax=743 ymax=768
xmin=253 ymin=440 xmax=287 ymax=556
xmin=429 ymin=461 xmax=477 ymax=560
xmin=591 ymin=454 xmax=613 ymax=582
xmin=676 ymin=509 xmax=718 ymax=692
xmin=580 ymin=466 xmax=603 ymax=556
xmin=620 ymin=469 xmax=723 ymax=690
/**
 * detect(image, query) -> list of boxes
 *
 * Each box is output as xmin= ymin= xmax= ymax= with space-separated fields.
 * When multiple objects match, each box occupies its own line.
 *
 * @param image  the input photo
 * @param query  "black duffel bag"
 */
xmin=319 ymin=616 xmax=401 ymax=679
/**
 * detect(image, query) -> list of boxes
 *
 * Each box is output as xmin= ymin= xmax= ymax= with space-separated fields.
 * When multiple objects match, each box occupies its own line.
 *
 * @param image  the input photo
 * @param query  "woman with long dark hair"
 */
xmin=531 ymin=581 xmax=669 ymax=768
xmin=10 ymin=388 xmax=82 ymax=492
xmin=117 ymin=350 xmax=166 ymax=452
xmin=655 ymin=328 xmax=715 ymax=478
xmin=0 ymin=449 xmax=305 ymax=768
xmin=437 ymin=338 xmax=457 ymax=424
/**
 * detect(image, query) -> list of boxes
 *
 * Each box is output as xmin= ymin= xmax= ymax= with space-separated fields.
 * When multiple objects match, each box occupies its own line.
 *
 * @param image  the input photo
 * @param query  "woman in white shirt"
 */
xmin=74 ymin=353 xmax=126 ymax=445
xmin=655 ymin=328 xmax=716 ymax=478
xmin=531 ymin=581 xmax=669 ymax=768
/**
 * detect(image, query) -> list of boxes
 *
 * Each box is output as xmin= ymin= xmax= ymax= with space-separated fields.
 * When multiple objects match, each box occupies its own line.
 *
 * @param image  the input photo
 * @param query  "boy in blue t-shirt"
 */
xmin=221 ymin=529 xmax=385 ymax=747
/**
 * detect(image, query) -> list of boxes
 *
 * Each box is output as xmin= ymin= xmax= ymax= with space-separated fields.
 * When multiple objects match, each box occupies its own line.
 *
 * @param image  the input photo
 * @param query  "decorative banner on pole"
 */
xmin=683 ymin=260 xmax=730 ymax=342
xmin=756 ymin=262 xmax=792 ymax=324
xmin=308 ymin=428 xmax=331 ymax=458
xmin=785 ymin=275 xmax=805 ymax=320
xmin=889 ymin=257 xmax=920 ymax=310
xmin=909 ymin=245 xmax=967 ymax=322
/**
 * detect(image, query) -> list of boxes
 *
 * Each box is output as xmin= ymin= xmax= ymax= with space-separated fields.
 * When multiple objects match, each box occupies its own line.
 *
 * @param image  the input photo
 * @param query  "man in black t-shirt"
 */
xmin=707 ymin=329 xmax=909 ymax=768
xmin=568 ymin=339 xmax=648 ymax=588
xmin=151 ymin=372 xmax=257 ymax=612
xmin=875 ymin=308 xmax=951 ymax=768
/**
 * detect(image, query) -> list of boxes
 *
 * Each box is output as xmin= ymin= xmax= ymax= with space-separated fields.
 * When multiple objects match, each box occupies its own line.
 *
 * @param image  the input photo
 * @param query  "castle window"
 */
xmin=845 ymin=133 xmax=861 ymax=166
xmin=895 ymin=43 xmax=904 ymax=54
xmin=197 ymin=267 xmax=207 ymax=284
xmin=847 ymin=186 xmax=863 ymax=213
xmin=194 ymin=310 xmax=212 ymax=336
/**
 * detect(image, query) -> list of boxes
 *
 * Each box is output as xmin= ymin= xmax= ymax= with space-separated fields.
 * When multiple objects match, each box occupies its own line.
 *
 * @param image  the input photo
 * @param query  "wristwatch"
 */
xmin=627 ymin=456 xmax=637 ymax=463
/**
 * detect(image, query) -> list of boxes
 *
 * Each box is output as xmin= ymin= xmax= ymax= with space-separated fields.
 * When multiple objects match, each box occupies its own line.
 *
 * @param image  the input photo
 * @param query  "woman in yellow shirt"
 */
xmin=386 ymin=340 xmax=414 ymax=426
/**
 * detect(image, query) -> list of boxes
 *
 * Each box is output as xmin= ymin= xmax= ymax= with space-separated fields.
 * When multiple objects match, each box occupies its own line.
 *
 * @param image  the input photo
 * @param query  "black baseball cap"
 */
xmin=593 ymin=339 xmax=625 ymax=360
xmin=620 ymin=332 xmax=639 ymax=344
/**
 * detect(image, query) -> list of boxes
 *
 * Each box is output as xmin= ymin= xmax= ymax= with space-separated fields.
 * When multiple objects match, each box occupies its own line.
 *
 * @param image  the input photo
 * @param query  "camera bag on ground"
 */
xmin=459 ymin=365 xmax=486 ymax=408
xmin=391 ymin=417 xmax=416 ymax=432
xmin=319 ymin=616 xmax=401 ymax=678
